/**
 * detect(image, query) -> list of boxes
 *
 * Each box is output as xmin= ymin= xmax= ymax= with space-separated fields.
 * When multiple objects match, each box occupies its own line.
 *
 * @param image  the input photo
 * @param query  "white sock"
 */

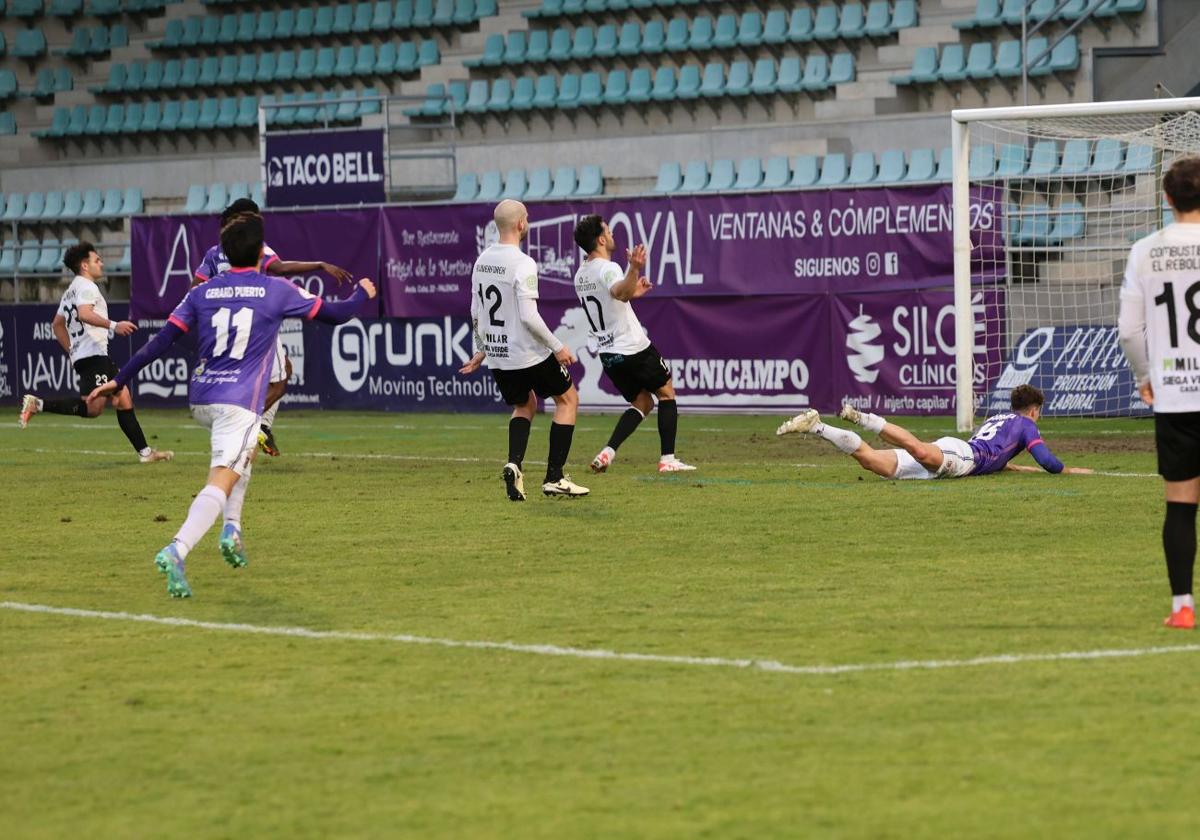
xmin=816 ymin=423 xmax=863 ymax=455
xmin=261 ymin=401 xmax=280 ymax=430
xmin=173 ymin=484 xmax=228 ymax=559
xmin=138 ymin=446 xmax=152 ymax=457
xmin=1173 ymin=594 xmax=1194 ymax=612
xmin=35 ymin=397 xmax=44 ymax=411
xmin=224 ymin=466 xmax=252 ymax=530
xmin=659 ymin=453 xmax=674 ymax=462
xmin=858 ymin=412 xmax=886 ymax=434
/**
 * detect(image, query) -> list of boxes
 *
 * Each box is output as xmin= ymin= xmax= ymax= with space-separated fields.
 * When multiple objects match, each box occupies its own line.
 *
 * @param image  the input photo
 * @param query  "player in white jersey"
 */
xmin=1119 ymin=155 xmax=1200 ymax=629
xmin=458 ymin=199 xmax=589 ymax=500
xmin=571 ymin=214 xmax=695 ymax=474
xmin=18 ymin=242 xmax=173 ymax=463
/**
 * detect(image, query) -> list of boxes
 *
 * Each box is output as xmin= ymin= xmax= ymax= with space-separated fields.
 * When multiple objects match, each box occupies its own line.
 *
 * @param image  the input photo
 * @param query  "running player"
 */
xmin=777 ymin=385 xmax=1091 ymax=481
xmin=192 ymin=198 xmax=353 ymax=457
xmin=458 ymin=199 xmax=588 ymax=500
xmin=19 ymin=242 xmax=173 ymax=464
xmin=91 ymin=213 xmax=376 ymax=597
xmin=571 ymin=214 xmax=695 ymax=474
xmin=1118 ymin=155 xmax=1200 ymax=629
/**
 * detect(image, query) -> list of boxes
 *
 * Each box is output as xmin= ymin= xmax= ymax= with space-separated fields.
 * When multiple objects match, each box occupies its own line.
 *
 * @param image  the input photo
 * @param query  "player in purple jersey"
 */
xmin=192 ymin=198 xmax=354 ymax=458
xmin=776 ymin=385 xmax=1092 ymax=480
xmin=91 ymin=214 xmax=377 ymax=598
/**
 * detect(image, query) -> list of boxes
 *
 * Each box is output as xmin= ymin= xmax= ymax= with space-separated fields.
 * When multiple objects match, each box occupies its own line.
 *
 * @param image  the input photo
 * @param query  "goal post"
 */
xmin=951 ymin=97 xmax=1200 ymax=432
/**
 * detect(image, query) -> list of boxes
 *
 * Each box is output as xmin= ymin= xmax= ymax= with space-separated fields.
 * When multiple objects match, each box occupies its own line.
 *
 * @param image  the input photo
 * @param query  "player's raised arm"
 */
xmin=266 ymin=257 xmax=354 ymax=285
xmin=90 ymin=307 xmax=192 ymax=400
xmin=610 ymin=243 xmax=649 ymax=302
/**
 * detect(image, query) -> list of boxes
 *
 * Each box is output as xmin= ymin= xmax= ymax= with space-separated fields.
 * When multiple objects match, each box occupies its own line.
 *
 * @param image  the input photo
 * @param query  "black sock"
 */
xmin=117 ymin=408 xmax=149 ymax=453
xmin=657 ymin=398 xmax=678 ymax=457
xmin=545 ymin=422 xmax=574 ymax=483
xmin=43 ymin=398 xmax=89 ymax=417
xmin=508 ymin=416 xmax=531 ymax=469
xmin=1163 ymin=501 xmax=1198 ymax=596
xmin=607 ymin=407 xmax=645 ymax=451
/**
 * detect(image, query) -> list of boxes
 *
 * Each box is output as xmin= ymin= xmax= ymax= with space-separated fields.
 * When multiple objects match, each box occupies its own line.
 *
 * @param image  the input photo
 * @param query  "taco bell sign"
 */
xmin=265 ymin=128 xmax=386 ymax=208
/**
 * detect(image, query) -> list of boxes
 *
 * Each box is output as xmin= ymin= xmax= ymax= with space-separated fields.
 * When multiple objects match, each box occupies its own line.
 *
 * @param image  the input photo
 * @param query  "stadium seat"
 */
xmin=1052 ymin=200 xmax=1086 ymax=241
xmin=829 ymin=53 xmax=856 ymax=85
xmin=788 ymin=7 xmax=814 ymax=42
xmin=700 ymin=63 xmax=724 ymax=98
xmin=665 ymin=17 xmax=688 ymax=52
xmin=578 ymin=72 xmax=602 ymax=106
xmin=1010 ymin=203 xmax=1052 ymax=246
xmin=642 ymin=20 xmax=665 ymax=53
xmin=101 ymin=104 xmax=124 ymax=135
xmin=737 ymin=12 xmax=764 ymax=47
xmin=750 ymin=59 xmax=776 ymax=95
xmin=61 ymin=191 xmax=83 ymax=219
xmin=818 ymin=153 xmax=847 ymax=186
xmin=35 ymin=240 xmax=63 ymax=275
xmin=140 ymin=101 xmax=162 ymax=132
xmin=725 ymin=61 xmax=752 ymax=97
xmin=40 ymin=192 xmax=64 ymax=221
xmin=197 ymin=97 xmax=221 ymax=130
xmin=598 ymin=70 xmax=627 ymax=105
xmin=532 ymin=75 xmax=557 ymax=109
xmin=1054 ymin=139 xmax=1091 ymax=175
xmin=956 ymin=0 xmax=1002 ymax=29
xmin=504 ymin=76 xmax=532 ymax=110
xmin=487 ymin=78 xmax=512 ymax=111
xmin=97 ymin=189 xmax=123 ymax=219
xmin=970 ymin=145 xmax=997 ymax=179
xmin=651 ymin=67 xmax=676 ymax=102
xmin=571 ymin=27 xmax=596 ymax=60
xmin=1030 ymin=35 xmax=1079 ymax=75
xmin=654 ymin=161 xmax=682 ymax=193
xmin=525 ymin=167 xmax=552 ymax=200
xmin=469 ymin=33 xmax=503 ymax=67
xmin=51 ymin=0 xmax=83 ymax=16
xmin=575 ymin=165 xmax=602 ymax=196
xmin=813 ymin=5 xmax=839 ymax=40
xmin=964 ymin=42 xmax=994 ymax=80
xmin=688 ymin=16 xmax=713 ymax=50
xmin=525 ymin=29 xmax=550 ymax=62
xmin=712 ymin=13 xmax=737 ymax=49
xmin=477 ymin=170 xmax=503 ymax=201
xmin=776 ymin=57 xmax=803 ymax=93
xmin=83 ymin=104 xmax=106 ymax=135
xmin=681 ymin=160 xmax=708 ymax=192
xmin=335 ymin=45 xmax=357 ymax=77
xmin=1 ymin=194 xmax=25 ymax=222
xmin=802 ymin=55 xmax=829 ymax=90
xmin=452 ymin=172 xmax=478 ymax=202
xmin=993 ymin=40 xmax=1022 ymax=78
xmin=120 ymin=102 xmax=142 ymax=135
xmin=0 ymin=242 xmax=15 ymax=276
xmin=627 ymin=68 xmax=652 ymax=103
xmin=16 ymin=239 xmax=40 ymax=274
xmin=464 ymin=80 xmax=488 ymax=113
xmin=13 ymin=28 xmax=47 ymax=58
xmin=790 ymin=155 xmax=819 ymax=187
xmin=418 ymin=40 xmax=440 ymax=67
xmin=706 ymin=159 xmax=735 ymax=192
xmin=674 ymin=64 xmax=700 ymax=99
xmin=81 ymin=188 xmax=104 ymax=217
xmin=876 ymin=149 xmax=906 ymax=182
xmin=1025 ymin=140 xmax=1059 ymax=177
xmin=557 ymin=73 xmax=580 ymax=109
xmin=995 ymin=143 xmax=1027 ymax=178
xmin=592 ymin=23 xmax=617 ymax=58
xmin=892 ymin=0 xmax=918 ymax=30
xmin=902 ymin=148 xmax=936 ymax=182
xmin=893 ymin=46 xmax=936 ymax=85
xmin=839 ymin=3 xmax=867 ymax=39
xmin=733 ymin=157 xmax=763 ymax=190
xmin=760 ymin=156 xmax=789 ymax=190
xmin=216 ymin=97 xmax=239 ymax=129
xmin=864 ymin=1 xmax=891 ymax=37
xmin=315 ymin=47 xmax=338 ymax=78
xmin=550 ymin=166 xmax=577 ymax=198
xmin=228 ymin=182 xmax=250 ymax=203
xmin=846 ymin=152 xmax=876 ymax=184
xmin=762 ymin=9 xmax=788 ymax=45
xmin=937 ymin=44 xmax=968 ymax=82
xmin=1089 ymin=138 xmax=1125 ymax=174
xmin=396 ymin=41 xmax=419 ymax=73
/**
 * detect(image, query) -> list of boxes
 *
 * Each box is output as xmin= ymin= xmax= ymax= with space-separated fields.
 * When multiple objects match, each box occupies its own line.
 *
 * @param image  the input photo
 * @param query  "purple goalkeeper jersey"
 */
xmin=967 ymin=413 xmax=1046 ymax=476
xmin=193 ymin=243 xmax=279 ymax=282
xmin=168 ymin=267 xmax=322 ymax=412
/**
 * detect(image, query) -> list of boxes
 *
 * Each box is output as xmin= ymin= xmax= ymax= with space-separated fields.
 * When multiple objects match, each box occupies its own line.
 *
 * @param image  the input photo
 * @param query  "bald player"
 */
xmin=459 ymin=200 xmax=589 ymax=500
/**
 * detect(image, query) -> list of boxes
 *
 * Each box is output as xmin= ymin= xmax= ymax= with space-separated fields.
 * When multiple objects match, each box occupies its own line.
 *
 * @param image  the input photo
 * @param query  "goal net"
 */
xmin=951 ymin=98 xmax=1200 ymax=431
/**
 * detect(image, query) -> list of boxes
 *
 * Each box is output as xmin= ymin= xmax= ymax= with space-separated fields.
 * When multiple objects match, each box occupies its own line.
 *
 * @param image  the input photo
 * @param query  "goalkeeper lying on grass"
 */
xmin=777 ymin=384 xmax=1092 ymax=480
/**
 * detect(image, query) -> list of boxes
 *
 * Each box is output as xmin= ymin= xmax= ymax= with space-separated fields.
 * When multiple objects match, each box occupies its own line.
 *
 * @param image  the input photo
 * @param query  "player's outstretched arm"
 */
xmin=78 ymin=303 xmax=135 ymax=336
xmin=90 ymin=320 xmax=186 ymax=400
xmin=268 ymin=259 xmax=354 ymax=285
xmin=309 ymin=278 xmax=376 ymax=324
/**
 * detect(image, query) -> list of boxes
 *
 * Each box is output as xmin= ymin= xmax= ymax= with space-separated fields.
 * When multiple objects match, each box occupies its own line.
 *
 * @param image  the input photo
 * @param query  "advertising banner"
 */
xmin=130 ymin=210 xmax=381 ymax=321
xmin=984 ymin=324 xmax=1151 ymax=417
xmin=379 ymin=184 xmax=1005 ymax=317
xmin=832 ymin=288 xmax=1006 ymax=416
xmin=265 ymin=127 xmax=385 ymax=208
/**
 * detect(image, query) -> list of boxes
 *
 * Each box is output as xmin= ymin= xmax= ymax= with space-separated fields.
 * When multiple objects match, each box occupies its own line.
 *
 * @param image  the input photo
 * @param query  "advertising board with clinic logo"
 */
xmin=834 ymin=289 xmax=1005 ymax=416
xmin=265 ymin=128 xmax=385 ymax=208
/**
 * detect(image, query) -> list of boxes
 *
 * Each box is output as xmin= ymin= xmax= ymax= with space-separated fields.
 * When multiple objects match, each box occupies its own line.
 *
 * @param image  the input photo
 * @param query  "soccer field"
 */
xmin=2 ymin=409 xmax=1195 ymax=837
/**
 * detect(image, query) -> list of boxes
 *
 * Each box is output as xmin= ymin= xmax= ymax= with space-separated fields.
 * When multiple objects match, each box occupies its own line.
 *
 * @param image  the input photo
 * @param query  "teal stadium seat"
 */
xmin=689 ymin=16 xmax=713 ymax=50
xmin=575 ymin=165 xmax=602 ymax=196
xmin=802 ymin=54 xmax=829 ymax=90
xmin=1025 ymin=140 xmax=1058 ymax=177
xmin=418 ymin=39 xmax=439 ymax=66
xmin=453 ymin=0 xmax=476 ymax=26
xmin=140 ymin=101 xmax=162 ymax=132
xmin=453 ymin=172 xmax=479 ymax=202
xmin=847 ymin=152 xmax=876 ymax=184
xmin=533 ymin=74 xmax=557 ymax=108
xmin=995 ymin=143 xmax=1027 ymax=178
xmin=970 ymin=145 xmax=996 ymax=179
xmin=681 ymin=160 xmax=708 ymax=191
xmin=1118 ymin=144 xmax=1154 ymax=173
xmin=665 ymin=18 xmax=688 ymax=52
xmin=501 ymin=169 xmax=526 ymax=200
xmin=549 ymin=28 xmax=571 ymax=62
xmin=707 ymin=159 xmax=736 ymax=192
xmin=198 ymin=57 xmax=219 ymax=87
xmin=371 ymin=1 xmax=392 ymax=31
xmin=35 ymin=240 xmax=63 ymax=275
xmin=737 ymin=12 xmax=763 ymax=47
xmin=80 ymin=189 xmax=103 ymax=217
xmin=162 ymin=59 xmax=184 ymax=88
xmin=750 ymin=58 xmax=776 ymax=94
xmin=994 ymin=40 xmax=1022 ymax=77
xmin=197 ymin=97 xmax=221 ymax=130
xmin=0 ymin=241 xmax=15 ymax=275
xmin=789 ymin=7 xmax=813 ymax=42
xmin=557 ymin=73 xmax=580 ymax=109
xmin=938 ymin=44 xmax=967 ymax=82
xmin=966 ymin=42 xmax=994 ymax=79
xmin=295 ymin=49 xmax=317 ymax=80
xmin=525 ymin=168 xmax=552 ymax=199
xmin=956 ymin=0 xmax=1001 ymax=29
xmin=777 ymin=56 xmax=803 ymax=93
xmin=51 ymin=0 xmax=83 ymax=16
xmin=274 ymin=51 xmax=296 ymax=81
xmin=526 ymin=29 xmax=550 ymax=62
xmin=655 ymin=162 xmax=682 ymax=193
xmin=725 ymin=61 xmax=752 ymax=96
xmin=594 ymin=24 xmax=617 ymax=57
xmin=216 ymin=97 xmax=239 ymax=129
xmin=864 ymin=1 xmax=891 ymax=37
xmin=627 ymin=67 xmax=651 ymax=103
xmin=217 ymin=55 xmax=238 ymax=86
xmin=651 ymin=66 xmax=675 ymax=101
xmin=700 ymin=63 xmax=724 ymax=97
xmin=14 ymin=28 xmax=48 ymax=58
xmin=676 ymin=64 xmax=700 ymax=99
xmin=763 ymin=10 xmax=787 ymax=44
xmin=641 ymin=19 xmax=665 ymax=53
xmin=713 ymin=13 xmax=737 ymax=49
xmin=761 ymin=156 xmax=789 ymax=189
xmin=734 ymin=157 xmax=763 ymax=190
xmin=550 ymin=166 xmax=577 ymax=198
xmin=101 ymin=104 xmax=124 ymax=135
xmin=335 ymin=45 xmax=357 ymax=77
xmin=1031 ymin=35 xmax=1079 ymax=75
xmin=121 ymin=187 xmax=143 ymax=215
xmin=396 ymin=41 xmax=418 ymax=73
xmin=509 ymin=76 xmax=535 ymax=110
xmin=1090 ymin=138 xmax=1124 ymax=174
xmin=315 ymin=47 xmax=337 ymax=78
xmin=16 ymin=239 xmax=40 ymax=274
xmin=179 ymin=98 xmax=202 ymax=131
xmin=578 ymin=71 xmax=602 ymax=106
xmin=160 ymin=100 xmax=182 ymax=131
xmin=203 ymin=183 xmax=228 ymax=214
xmin=228 ymin=182 xmax=250 ymax=203
xmin=41 ymin=192 xmax=64 ymax=221
xmin=373 ymin=42 xmax=397 ymax=74
xmin=432 ymin=0 xmax=455 ymax=27
xmin=571 ymin=27 xmax=596 ymax=60
xmin=313 ymin=6 xmax=335 ymax=37
xmin=83 ymin=104 xmax=106 ymax=135
xmin=469 ymin=33 xmax=502 ymax=67
xmin=818 ymin=153 xmax=847 ymax=186
xmin=813 ymin=5 xmax=839 ymax=40
xmin=98 ymin=188 xmax=123 ymax=219
xmin=1 ymin=194 xmax=25 ymax=222
xmin=892 ymin=0 xmax=918 ymax=29
xmin=616 ymin=21 xmax=641 ymax=56
xmin=902 ymin=148 xmax=936 ymax=182
xmin=876 ymin=149 xmax=906 ymax=182
xmin=1056 ymin=139 xmax=1090 ymax=175
xmin=829 ymin=53 xmax=856 ymax=85
xmin=602 ymin=69 xmax=628 ymax=104
xmin=61 ymin=190 xmax=83 ymax=219
xmin=464 ymin=80 xmax=488 ymax=113
xmin=839 ymin=3 xmax=867 ymax=39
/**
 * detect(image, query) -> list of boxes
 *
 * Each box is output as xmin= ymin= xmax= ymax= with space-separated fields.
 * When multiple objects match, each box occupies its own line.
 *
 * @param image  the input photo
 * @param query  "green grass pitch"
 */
xmin=2 ymin=408 xmax=1197 ymax=838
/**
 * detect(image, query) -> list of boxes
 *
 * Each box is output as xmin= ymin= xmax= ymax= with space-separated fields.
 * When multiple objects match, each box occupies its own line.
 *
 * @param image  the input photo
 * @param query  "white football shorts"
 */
xmin=270 ymin=335 xmax=288 ymax=384
xmin=891 ymin=436 xmax=975 ymax=480
xmin=191 ymin=403 xmax=259 ymax=476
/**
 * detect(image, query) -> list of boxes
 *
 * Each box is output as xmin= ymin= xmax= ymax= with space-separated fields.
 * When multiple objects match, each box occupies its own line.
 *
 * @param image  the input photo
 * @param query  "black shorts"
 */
xmin=600 ymin=343 xmax=671 ymax=403
xmin=1156 ymin=411 xmax=1200 ymax=481
xmin=491 ymin=353 xmax=573 ymax=406
xmin=74 ymin=356 xmax=120 ymax=395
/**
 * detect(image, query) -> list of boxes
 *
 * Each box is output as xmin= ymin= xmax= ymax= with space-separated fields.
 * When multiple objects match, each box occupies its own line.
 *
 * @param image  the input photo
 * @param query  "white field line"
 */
xmin=3 ymin=601 xmax=1197 ymax=677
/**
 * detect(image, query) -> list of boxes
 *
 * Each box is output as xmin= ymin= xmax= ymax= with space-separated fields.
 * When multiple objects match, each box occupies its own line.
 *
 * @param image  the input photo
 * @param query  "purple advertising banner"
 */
xmin=379 ymin=185 xmax=1005 ymax=317
xmin=265 ymin=128 xmax=386 ymax=208
xmin=130 ymin=209 xmax=381 ymax=321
